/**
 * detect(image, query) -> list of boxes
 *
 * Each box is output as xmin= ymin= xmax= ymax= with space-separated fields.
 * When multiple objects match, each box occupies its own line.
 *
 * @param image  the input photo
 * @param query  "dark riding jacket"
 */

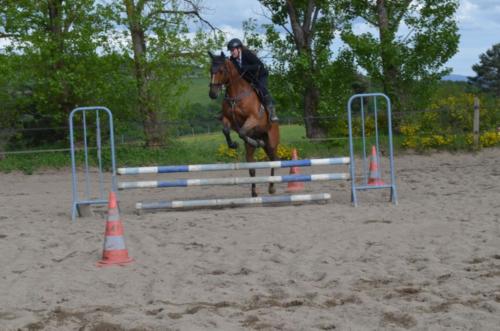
xmin=230 ymin=48 xmax=269 ymax=99
xmin=230 ymin=48 xmax=268 ymax=84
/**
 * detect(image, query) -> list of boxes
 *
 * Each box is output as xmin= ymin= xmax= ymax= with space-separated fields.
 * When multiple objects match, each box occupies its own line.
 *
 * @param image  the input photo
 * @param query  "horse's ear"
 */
xmin=208 ymin=51 xmax=214 ymax=59
xmin=220 ymin=51 xmax=226 ymax=58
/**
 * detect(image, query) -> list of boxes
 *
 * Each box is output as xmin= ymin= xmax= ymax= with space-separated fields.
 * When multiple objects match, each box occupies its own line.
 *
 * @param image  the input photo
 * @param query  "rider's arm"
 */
xmin=242 ymin=50 xmax=266 ymax=73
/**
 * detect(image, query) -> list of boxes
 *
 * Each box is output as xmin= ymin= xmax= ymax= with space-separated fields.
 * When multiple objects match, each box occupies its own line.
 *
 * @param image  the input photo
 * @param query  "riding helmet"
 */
xmin=227 ymin=38 xmax=243 ymax=50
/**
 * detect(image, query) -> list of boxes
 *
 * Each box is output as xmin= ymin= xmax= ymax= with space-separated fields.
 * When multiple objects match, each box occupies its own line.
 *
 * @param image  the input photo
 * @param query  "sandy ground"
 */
xmin=0 ymin=148 xmax=499 ymax=331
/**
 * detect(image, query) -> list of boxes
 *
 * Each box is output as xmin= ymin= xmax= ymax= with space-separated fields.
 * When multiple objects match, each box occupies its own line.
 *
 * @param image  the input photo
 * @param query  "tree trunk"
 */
xmin=46 ymin=0 xmax=75 ymax=138
xmin=285 ymin=0 xmax=325 ymax=138
xmin=124 ymin=0 xmax=163 ymax=147
xmin=376 ymin=0 xmax=401 ymax=112
xmin=303 ymin=83 xmax=326 ymax=138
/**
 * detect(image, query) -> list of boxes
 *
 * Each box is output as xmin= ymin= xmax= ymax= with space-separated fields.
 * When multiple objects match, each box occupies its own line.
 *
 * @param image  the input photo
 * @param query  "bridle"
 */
xmin=209 ymin=59 xmax=253 ymax=108
xmin=209 ymin=60 xmax=228 ymax=90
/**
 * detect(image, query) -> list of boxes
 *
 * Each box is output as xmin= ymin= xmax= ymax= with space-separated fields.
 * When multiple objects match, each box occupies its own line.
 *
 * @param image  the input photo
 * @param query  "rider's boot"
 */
xmin=264 ymin=95 xmax=279 ymax=123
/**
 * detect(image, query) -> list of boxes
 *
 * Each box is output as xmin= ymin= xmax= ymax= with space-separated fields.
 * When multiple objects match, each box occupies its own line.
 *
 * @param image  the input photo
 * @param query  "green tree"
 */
xmin=0 ymin=0 xmax=116 ymax=144
xmin=469 ymin=43 xmax=500 ymax=96
xmin=111 ymin=0 xmax=221 ymax=147
xmin=258 ymin=0 xmax=357 ymax=138
xmin=341 ymin=0 xmax=460 ymax=112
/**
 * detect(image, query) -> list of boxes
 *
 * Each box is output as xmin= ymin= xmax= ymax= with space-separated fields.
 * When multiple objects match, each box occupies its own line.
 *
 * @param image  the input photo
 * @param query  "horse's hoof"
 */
xmin=251 ymin=191 xmax=258 ymax=197
xmin=268 ymin=186 xmax=276 ymax=194
xmin=229 ymin=142 xmax=238 ymax=149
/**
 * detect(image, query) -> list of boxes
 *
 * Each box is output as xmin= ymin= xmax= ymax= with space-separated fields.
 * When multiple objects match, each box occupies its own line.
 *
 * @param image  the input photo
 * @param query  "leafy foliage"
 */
xmin=0 ymin=0 xmax=137 ymax=146
xmin=107 ymin=0 xmax=223 ymax=146
xmin=341 ymin=0 xmax=460 ymax=112
xmin=256 ymin=0 xmax=360 ymax=138
xmin=469 ymin=43 xmax=500 ymax=96
xmin=0 ymin=0 xmax=222 ymax=150
xmin=399 ymin=89 xmax=500 ymax=150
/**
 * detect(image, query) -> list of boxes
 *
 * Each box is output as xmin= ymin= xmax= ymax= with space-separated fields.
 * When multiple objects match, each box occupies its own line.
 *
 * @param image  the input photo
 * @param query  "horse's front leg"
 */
xmin=222 ymin=116 xmax=238 ymax=149
xmin=245 ymin=144 xmax=258 ymax=197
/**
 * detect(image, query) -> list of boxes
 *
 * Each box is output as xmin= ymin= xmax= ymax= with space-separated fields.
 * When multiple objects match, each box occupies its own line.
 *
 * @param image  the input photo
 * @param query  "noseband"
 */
xmin=209 ymin=61 xmax=228 ymax=89
xmin=209 ymin=59 xmax=254 ymax=110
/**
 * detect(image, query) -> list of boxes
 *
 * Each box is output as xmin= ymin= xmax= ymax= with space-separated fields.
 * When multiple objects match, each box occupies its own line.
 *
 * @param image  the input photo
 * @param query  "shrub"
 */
xmin=216 ymin=143 xmax=295 ymax=162
xmin=216 ymin=144 xmax=239 ymax=161
xmin=479 ymin=131 xmax=500 ymax=147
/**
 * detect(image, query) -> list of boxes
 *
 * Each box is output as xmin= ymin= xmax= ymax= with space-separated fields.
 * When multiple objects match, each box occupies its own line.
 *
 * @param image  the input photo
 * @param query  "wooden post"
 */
xmin=473 ymin=96 xmax=480 ymax=149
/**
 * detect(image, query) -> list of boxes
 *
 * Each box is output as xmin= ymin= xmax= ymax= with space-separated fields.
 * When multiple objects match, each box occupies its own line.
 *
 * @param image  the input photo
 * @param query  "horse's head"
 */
xmin=208 ymin=51 xmax=228 ymax=99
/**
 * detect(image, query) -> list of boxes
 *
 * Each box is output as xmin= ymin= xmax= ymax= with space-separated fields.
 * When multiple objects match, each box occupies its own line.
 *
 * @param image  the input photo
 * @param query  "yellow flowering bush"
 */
xmin=402 ymin=137 xmax=418 ymax=149
xmin=401 ymin=122 xmax=455 ymax=149
xmin=428 ymin=94 xmax=475 ymax=132
xmin=480 ymin=131 xmax=500 ymax=147
xmin=400 ymin=123 xmax=419 ymax=149
xmin=350 ymin=116 xmax=377 ymax=137
xmin=277 ymin=145 xmax=294 ymax=160
xmin=398 ymin=93 xmax=500 ymax=150
xmin=217 ymin=143 xmax=295 ymax=161
xmin=464 ymin=131 xmax=500 ymax=147
xmin=464 ymin=134 xmax=474 ymax=146
xmin=255 ymin=144 xmax=294 ymax=161
xmin=216 ymin=144 xmax=239 ymax=160
xmin=431 ymin=135 xmax=452 ymax=146
xmin=400 ymin=123 xmax=419 ymax=136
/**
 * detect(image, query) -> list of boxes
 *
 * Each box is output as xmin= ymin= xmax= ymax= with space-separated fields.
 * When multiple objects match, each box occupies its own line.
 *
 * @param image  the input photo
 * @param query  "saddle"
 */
xmin=222 ymin=84 xmax=267 ymax=120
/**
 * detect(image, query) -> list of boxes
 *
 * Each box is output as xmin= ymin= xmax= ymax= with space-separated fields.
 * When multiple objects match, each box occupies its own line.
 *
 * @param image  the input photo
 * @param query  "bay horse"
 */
xmin=208 ymin=51 xmax=280 ymax=197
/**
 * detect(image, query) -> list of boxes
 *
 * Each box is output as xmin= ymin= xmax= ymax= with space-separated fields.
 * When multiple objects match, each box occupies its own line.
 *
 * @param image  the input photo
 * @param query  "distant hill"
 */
xmin=442 ymin=74 xmax=468 ymax=82
xmin=183 ymin=76 xmax=211 ymax=105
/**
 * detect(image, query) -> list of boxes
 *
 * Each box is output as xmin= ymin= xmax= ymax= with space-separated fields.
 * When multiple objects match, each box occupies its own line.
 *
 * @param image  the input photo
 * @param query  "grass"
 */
xmin=179 ymin=124 xmax=306 ymax=144
xmin=1 ymin=122 xmax=482 ymax=174
xmin=176 ymin=124 xmax=353 ymax=162
xmin=0 ymin=124 xmax=352 ymax=173
xmin=183 ymin=76 xmax=211 ymax=106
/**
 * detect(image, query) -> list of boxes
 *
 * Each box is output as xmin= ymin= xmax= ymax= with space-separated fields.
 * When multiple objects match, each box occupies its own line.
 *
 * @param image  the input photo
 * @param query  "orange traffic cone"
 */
xmin=368 ymin=145 xmax=385 ymax=186
xmin=287 ymin=148 xmax=305 ymax=192
xmin=97 ymin=191 xmax=133 ymax=267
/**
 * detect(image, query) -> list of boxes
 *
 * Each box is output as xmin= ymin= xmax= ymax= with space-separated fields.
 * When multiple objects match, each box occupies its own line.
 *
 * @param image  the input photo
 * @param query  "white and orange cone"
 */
xmin=368 ymin=145 xmax=385 ymax=186
xmin=97 ymin=191 xmax=133 ymax=267
xmin=287 ymin=148 xmax=305 ymax=192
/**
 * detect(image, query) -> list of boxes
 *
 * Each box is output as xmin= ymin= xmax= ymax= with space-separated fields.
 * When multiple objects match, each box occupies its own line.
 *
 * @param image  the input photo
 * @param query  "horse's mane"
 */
xmin=223 ymin=58 xmax=253 ymax=90
xmin=210 ymin=52 xmax=255 ymax=96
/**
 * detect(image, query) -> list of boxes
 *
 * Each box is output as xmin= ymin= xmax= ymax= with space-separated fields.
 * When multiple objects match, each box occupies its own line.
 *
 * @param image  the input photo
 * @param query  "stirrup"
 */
xmin=268 ymin=109 xmax=279 ymax=122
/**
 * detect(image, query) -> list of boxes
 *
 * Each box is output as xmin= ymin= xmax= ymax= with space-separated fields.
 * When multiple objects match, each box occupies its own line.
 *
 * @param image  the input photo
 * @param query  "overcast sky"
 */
xmin=1 ymin=1 xmax=496 ymax=76
xmin=204 ymin=0 xmax=500 ymax=76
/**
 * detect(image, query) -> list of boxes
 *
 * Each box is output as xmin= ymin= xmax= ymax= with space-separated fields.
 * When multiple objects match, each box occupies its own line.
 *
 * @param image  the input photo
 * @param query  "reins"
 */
xmin=210 ymin=58 xmax=270 ymax=130
xmin=211 ymin=59 xmax=254 ymax=109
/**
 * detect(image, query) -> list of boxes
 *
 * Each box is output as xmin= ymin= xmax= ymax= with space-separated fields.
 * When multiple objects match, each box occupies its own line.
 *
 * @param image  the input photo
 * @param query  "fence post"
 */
xmin=473 ymin=96 xmax=480 ymax=149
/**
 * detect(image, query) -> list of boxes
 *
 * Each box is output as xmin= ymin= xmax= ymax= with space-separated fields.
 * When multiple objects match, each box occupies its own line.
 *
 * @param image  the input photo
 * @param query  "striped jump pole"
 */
xmin=136 ymin=193 xmax=331 ymax=211
xmin=118 ymin=157 xmax=350 ymax=175
xmin=119 ymin=156 xmax=351 ymax=211
xmin=119 ymin=173 xmax=350 ymax=190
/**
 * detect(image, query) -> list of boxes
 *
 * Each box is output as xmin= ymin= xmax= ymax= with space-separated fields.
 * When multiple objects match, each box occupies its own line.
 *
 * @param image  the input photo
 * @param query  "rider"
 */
xmin=227 ymin=38 xmax=278 ymax=122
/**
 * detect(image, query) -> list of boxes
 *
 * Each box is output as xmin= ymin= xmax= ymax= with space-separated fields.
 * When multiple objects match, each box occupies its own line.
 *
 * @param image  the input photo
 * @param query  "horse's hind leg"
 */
xmin=264 ymin=125 xmax=280 ymax=194
xmin=222 ymin=117 xmax=238 ymax=149
xmin=245 ymin=144 xmax=258 ymax=197
xmin=238 ymin=118 xmax=264 ymax=147
xmin=264 ymin=144 xmax=278 ymax=194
